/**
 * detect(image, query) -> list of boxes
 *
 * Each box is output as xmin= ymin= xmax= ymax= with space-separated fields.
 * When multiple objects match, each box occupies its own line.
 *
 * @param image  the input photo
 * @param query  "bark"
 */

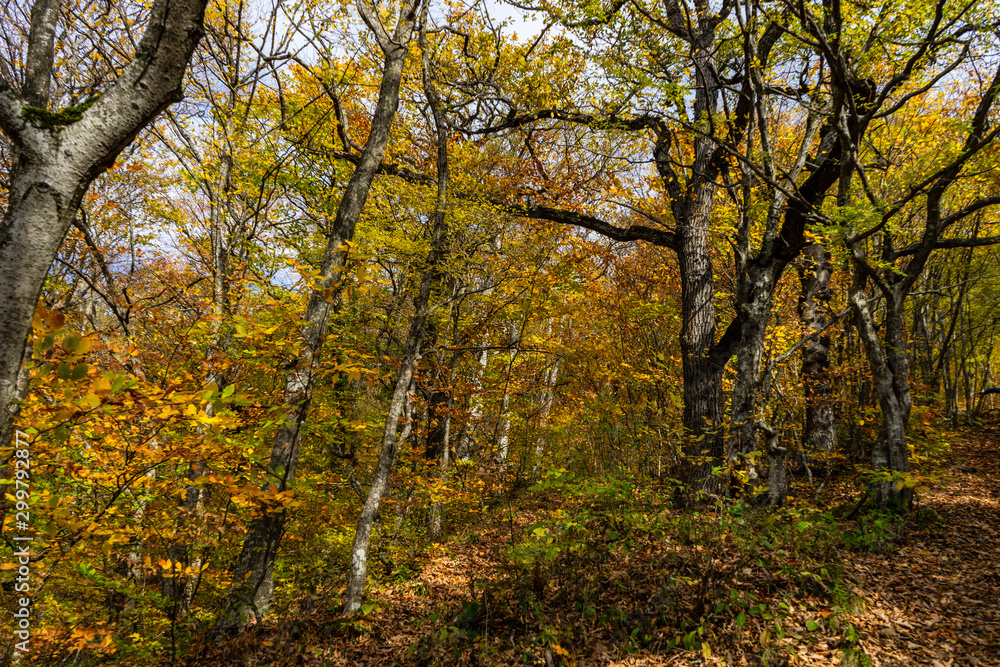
xmin=494 ymin=323 xmax=520 ymax=465
xmin=0 ymin=344 xmax=31 ymax=451
xmin=676 ymin=184 xmax=726 ymax=487
xmin=0 ymin=0 xmax=208 ymax=443
xmin=726 ymin=262 xmax=776 ymax=487
xmin=757 ymin=422 xmax=787 ymax=507
xmin=426 ymin=290 xmax=464 ymax=536
xmin=213 ymin=0 xmax=421 ymax=635
xmin=342 ymin=340 xmax=421 ymax=615
xmin=496 ymin=389 xmax=512 ymax=464
xmin=428 ymin=389 xmax=451 ymax=538
xmin=342 ymin=16 xmax=448 ymax=613
xmin=848 ymin=274 xmax=912 ymax=511
xmin=798 ymin=242 xmax=837 ymax=454
xmin=671 ymin=16 xmax=727 ymax=490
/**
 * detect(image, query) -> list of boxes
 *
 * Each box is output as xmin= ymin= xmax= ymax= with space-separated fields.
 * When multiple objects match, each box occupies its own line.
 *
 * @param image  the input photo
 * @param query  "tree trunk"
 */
xmin=726 ymin=262 xmax=776 ymax=489
xmin=757 ymin=423 xmax=787 ymax=507
xmin=848 ymin=275 xmax=912 ymax=511
xmin=342 ymin=17 xmax=448 ymax=614
xmin=456 ymin=348 xmax=488 ymax=462
xmin=533 ymin=321 xmax=561 ymax=475
xmin=342 ymin=341 xmax=421 ymax=614
xmin=798 ymin=242 xmax=837 ymax=455
xmin=213 ymin=0 xmax=420 ymax=635
xmin=677 ymin=192 xmax=726 ymax=491
xmin=0 ymin=0 xmax=208 ymax=440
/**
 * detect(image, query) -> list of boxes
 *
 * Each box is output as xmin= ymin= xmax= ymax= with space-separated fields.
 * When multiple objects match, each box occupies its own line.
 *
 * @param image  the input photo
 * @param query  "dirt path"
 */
xmin=840 ymin=431 xmax=1000 ymax=666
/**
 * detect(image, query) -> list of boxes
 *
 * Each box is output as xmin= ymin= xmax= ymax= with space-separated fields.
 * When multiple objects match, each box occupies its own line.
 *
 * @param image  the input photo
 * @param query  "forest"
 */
xmin=1 ymin=0 xmax=999 ymax=663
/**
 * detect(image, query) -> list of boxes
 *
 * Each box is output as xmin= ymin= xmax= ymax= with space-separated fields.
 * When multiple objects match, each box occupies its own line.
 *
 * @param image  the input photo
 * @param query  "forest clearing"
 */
xmin=2 ymin=0 xmax=1000 ymax=664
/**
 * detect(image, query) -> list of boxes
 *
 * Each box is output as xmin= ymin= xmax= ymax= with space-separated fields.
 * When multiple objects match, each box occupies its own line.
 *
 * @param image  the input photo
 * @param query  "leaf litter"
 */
xmin=189 ymin=428 xmax=1000 ymax=667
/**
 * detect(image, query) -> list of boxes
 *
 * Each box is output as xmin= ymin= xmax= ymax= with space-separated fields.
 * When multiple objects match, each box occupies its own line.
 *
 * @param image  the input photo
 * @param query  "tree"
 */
xmin=342 ymin=6 xmax=453 ymax=612
xmin=0 ymin=0 xmax=209 ymax=444
xmin=844 ymin=64 xmax=1000 ymax=508
xmin=213 ymin=0 xmax=423 ymax=635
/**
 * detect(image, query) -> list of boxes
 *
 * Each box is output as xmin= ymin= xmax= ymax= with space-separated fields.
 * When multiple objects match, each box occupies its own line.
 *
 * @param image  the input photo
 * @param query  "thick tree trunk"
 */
xmin=0 ymin=0 xmax=208 ymax=441
xmin=798 ymin=242 xmax=837 ymax=454
xmin=677 ymin=191 xmax=726 ymax=491
xmin=726 ymin=263 xmax=776 ymax=489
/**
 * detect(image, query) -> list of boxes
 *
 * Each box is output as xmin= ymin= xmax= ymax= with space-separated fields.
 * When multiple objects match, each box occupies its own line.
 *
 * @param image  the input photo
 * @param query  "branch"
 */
xmin=321 ymin=150 xmax=678 ymax=250
xmin=61 ymin=0 xmax=208 ymax=173
xmin=0 ymin=80 xmax=26 ymax=142
xmin=328 ymin=149 xmax=436 ymax=186
xmin=356 ymin=0 xmax=392 ymax=50
xmin=23 ymin=0 xmax=62 ymax=108
xmin=504 ymin=203 xmax=678 ymax=249
xmin=930 ymin=234 xmax=1000 ymax=251
xmin=464 ymin=109 xmax=664 ymax=136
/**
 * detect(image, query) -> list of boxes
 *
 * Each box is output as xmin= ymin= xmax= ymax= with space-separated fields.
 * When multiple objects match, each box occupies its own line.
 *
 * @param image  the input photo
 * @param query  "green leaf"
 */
xmin=71 ymin=363 xmax=88 ymax=381
xmin=806 ymin=620 xmax=821 ymax=631
xmin=57 ymin=363 xmax=71 ymax=380
xmin=222 ymin=384 xmax=235 ymax=398
xmin=736 ymin=612 xmax=746 ymax=628
xmin=62 ymin=333 xmax=79 ymax=351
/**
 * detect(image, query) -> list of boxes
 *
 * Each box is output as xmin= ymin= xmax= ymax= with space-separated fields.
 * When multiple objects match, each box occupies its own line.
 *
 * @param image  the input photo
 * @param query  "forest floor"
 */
xmin=199 ymin=428 xmax=1000 ymax=667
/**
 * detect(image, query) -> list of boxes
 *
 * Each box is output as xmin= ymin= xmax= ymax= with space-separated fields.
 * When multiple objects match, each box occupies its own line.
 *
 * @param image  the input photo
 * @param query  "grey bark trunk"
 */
xmin=758 ymin=422 xmax=787 ymax=507
xmin=342 ymin=19 xmax=448 ymax=612
xmin=798 ymin=242 xmax=837 ymax=454
xmin=456 ymin=347 xmax=488 ymax=462
xmin=725 ymin=263 xmax=775 ymax=488
xmin=848 ymin=272 xmax=912 ymax=511
xmin=533 ymin=321 xmax=561 ymax=474
xmin=213 ymin=0 xmax=420 ymax=635
xmin=0 ymin=0 xmax=208 ymax=443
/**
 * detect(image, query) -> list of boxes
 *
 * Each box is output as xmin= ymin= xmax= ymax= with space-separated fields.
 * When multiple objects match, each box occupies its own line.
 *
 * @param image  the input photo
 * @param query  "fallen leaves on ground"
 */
xmin=189 ymin=427 xmax=1000 ymax=667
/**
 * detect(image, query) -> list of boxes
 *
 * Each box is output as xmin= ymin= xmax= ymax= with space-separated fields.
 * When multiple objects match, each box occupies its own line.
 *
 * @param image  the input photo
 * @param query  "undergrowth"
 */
xmin=405 ymin=468 xmax=933 ymax=665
